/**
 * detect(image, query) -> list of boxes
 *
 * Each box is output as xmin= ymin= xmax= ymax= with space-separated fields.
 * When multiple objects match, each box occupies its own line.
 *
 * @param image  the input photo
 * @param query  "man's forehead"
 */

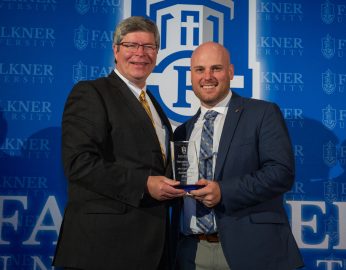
xmin=192 ymin=63 xmax=224 ymax=68
xmin=122 ymin=31 xmax=155 ymax=39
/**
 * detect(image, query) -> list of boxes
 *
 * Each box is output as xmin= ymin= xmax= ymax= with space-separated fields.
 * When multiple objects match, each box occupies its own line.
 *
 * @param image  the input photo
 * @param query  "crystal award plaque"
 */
xmin=171 ymin=141 xmax=204 ymax=191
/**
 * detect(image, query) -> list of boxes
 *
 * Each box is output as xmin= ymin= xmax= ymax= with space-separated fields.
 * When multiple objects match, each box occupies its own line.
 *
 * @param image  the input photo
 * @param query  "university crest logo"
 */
xmin=323 ymin=141 xmax=337 ymax=168
xmin=74 ymin=25 xmax=89 ymax=50
xmin=127 ymin=0 xmax=259 ymax=123
xmin=321 ymin=34 xmax=335 ymax=59
xmin=75 ymin=0 xmax=90 ymax=15
xmin=321 ymin=0 xmax=335 ymax=24
xmin=73 ymin=61 xmax=88 ymax=83
xmin=322 ymin=69 xmax=336 ymax=95
xmin=323 ymin=180 xmax=338 ymax=203
xmin=322 ymin=104 xmax=337 ymax=130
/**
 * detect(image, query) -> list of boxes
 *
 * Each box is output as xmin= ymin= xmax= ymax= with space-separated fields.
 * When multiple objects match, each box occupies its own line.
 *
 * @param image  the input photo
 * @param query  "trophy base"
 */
xmin=175 ymin=184 xmax=206 ymax=192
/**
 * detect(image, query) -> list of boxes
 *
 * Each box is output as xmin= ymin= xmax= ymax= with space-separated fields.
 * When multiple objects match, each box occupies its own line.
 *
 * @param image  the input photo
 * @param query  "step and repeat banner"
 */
xmin=0 ymin=0 xmax=345 ymax=269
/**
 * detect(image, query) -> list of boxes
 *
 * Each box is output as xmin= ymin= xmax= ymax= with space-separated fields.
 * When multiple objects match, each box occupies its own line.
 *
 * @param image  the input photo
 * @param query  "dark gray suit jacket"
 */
xmin=53 ymin=72 xmax=173 ymax=270
xmin=173 ymin=92 xmax=304 ymax=270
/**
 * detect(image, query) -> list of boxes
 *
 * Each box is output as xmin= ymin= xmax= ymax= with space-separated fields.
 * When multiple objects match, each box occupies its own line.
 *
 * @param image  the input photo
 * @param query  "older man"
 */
xmin=53 ymin=16 xmax=185 ymax=270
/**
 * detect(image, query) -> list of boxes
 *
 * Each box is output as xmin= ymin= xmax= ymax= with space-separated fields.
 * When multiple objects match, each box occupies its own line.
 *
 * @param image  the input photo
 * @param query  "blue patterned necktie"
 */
xmin=196 ymin=110 xmax=218 ymax=234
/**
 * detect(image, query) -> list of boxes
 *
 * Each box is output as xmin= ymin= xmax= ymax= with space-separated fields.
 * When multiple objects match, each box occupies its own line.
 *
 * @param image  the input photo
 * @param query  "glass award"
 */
xmin=170 ymin=141 xmax=205 ymax=191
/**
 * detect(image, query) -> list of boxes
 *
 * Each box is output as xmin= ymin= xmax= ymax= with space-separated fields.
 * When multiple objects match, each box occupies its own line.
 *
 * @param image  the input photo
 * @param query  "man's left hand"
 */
xmin=190 ymin=179 xmax=221 ymax=207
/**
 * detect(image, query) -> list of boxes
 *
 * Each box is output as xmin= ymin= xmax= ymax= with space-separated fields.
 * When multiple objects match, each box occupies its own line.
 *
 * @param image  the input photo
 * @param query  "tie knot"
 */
xmin=204 ymin=110 xmax=218 ymax=121
xmin=139 ymin=90 xmax=146 ymax=101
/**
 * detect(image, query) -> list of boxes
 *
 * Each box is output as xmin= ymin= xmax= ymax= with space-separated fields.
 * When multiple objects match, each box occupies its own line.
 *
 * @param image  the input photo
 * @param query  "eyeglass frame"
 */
xmin=117 ymin=42 xmax=158 ymax=53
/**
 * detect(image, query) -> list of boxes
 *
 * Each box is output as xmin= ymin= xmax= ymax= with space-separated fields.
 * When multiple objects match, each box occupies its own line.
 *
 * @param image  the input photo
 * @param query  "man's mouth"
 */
xmin=202 ymin=84 xmax=217 ymax=89
xmin=131 ymin=61 xmax=148 ymax=67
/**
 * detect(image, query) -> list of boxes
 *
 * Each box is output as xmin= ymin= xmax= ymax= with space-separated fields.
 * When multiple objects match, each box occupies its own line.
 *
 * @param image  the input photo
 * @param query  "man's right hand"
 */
xmin=147 ymin=176 xmax=186 ymax=201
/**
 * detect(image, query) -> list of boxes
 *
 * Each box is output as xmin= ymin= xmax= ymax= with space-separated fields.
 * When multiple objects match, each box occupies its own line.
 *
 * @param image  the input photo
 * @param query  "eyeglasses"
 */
xmin=118 ymin=42 xmax=157 ymax=53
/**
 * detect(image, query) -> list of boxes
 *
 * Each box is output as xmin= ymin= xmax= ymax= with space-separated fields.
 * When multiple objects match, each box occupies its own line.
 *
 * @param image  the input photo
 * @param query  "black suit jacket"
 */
xmin=53 ymin=72 xmax=173 ymax=270
xmin=174 ymin=92 xmax=304 ymax=270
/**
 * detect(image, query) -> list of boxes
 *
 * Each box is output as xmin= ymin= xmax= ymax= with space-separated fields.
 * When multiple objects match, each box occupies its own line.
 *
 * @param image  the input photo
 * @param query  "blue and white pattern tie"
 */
xmin=196 ymin=110 xmax=218 ymax=234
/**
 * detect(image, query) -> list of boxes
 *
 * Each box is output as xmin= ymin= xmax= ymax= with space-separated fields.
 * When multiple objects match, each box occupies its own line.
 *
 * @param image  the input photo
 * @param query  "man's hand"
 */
xmin=190 ymin=179 xmax=221 ymax=208
xmin=147 ymin=176 xmax=186 ymax=201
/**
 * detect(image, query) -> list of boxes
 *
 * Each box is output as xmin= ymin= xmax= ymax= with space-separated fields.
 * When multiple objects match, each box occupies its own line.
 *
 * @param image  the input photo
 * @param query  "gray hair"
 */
xmin=113 ymin=16 xmax=160 ymax=48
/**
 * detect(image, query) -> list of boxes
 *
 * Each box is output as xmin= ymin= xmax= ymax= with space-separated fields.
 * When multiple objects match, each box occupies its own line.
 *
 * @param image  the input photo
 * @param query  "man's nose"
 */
xmin=204 ymin=69 xmax=212 ymax=80
xmin=135 ymin=45 xmax=145 ymax=55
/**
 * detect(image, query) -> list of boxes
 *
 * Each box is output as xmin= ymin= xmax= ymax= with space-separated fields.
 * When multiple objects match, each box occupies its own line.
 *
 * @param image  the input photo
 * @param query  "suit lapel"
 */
xmin=214 ymin=93 xmax=244 ymax=180
xmin=147 ymin=90 xmax=174 ymax=170
xmin=147 ymin=90 xmax=173 ymax=138
xmin=107 ymin=72 xmax=161 ymax=147
xmin=186 ymin=109 xmax=201 ymax=140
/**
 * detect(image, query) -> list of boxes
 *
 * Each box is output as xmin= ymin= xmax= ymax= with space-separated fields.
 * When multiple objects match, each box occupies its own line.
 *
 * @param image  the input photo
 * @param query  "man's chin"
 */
xmin=130 ymin=72 xmax=148 ymax=80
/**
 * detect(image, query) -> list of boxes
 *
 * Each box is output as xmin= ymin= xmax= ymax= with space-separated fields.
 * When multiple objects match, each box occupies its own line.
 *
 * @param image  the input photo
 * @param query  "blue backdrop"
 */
xmin=0 ymin=1 xmax=345 ymax=269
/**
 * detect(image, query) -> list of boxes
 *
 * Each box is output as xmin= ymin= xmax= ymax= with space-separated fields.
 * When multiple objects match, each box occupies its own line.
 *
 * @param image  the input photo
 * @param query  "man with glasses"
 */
xmin=53 ymin=16 xmax=185 ymax=270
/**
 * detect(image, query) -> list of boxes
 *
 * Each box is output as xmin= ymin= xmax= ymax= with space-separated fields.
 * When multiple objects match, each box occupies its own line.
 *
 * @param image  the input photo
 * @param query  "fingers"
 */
xmin=147 ymin=176 xmax=186 ymax=201
xmin=147 ymin=176 xmax=221 ymax=204
xmin=162 ymin=178 xmax=186 ymax=196
xmin=189 ymin=180 xmax=221 ymax=207
xmin=196 ymin=179 xmax=209 ymax=185
xmin=163 ymin=178 xmax=181 ymax=186
xmin=194 ymin=194 xmax=214 ymax=207
xmin=199 ymin=199 xmax=213 ymax=208
xmin=190 ymin=179 xmax=209 ymax=196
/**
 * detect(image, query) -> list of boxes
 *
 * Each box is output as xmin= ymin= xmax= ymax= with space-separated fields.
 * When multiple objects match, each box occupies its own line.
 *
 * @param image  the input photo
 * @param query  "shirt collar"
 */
xmin=200 ymin=91 xmax=232 ymax=118
xmin=114 ymin=68 xmax=146 ymax=98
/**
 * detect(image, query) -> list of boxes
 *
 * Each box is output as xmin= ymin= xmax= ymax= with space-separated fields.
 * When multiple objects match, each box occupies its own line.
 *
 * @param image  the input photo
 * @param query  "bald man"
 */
xmin=173 ymin=42 xmax=304 ymax=270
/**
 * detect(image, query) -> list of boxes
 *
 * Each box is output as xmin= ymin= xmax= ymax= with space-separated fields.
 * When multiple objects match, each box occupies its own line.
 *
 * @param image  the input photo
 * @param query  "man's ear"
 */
xmin=113 ymin=45 xmax=119 ymax=63
xmin=229 ymin=64 xmax=234 ymax=80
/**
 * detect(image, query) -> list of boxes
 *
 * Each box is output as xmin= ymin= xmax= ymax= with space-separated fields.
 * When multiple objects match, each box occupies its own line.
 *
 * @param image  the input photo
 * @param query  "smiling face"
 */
xmin=114 ymin=31 xmax=158 ymax=88
xmin=191 ymin=42 xmax=234 ymax=108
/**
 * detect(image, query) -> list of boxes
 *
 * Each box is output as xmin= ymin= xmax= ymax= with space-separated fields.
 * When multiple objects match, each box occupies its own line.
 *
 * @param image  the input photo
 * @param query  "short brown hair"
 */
xmin=113 ymin=16 xmax=160 ymax=48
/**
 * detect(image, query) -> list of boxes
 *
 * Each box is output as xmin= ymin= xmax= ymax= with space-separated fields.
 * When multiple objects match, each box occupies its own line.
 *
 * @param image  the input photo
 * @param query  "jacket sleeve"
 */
xmin=217 ymin=102 xmax=295 ymax=214
xmin=62 ymin=81 xmax=150 ymax=207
